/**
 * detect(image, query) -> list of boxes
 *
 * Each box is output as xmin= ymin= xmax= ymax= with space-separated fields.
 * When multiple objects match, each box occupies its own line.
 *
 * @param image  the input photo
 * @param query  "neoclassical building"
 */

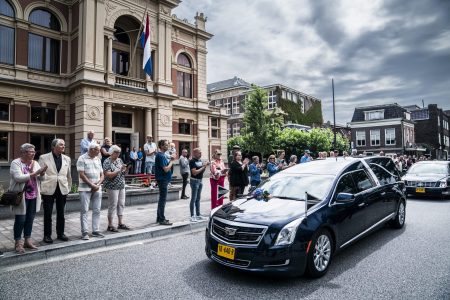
xmin=0 ymin=0 xmax=227 ymax=165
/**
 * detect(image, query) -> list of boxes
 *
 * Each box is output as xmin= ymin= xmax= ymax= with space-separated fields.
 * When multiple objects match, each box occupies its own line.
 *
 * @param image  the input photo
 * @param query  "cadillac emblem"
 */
xmin=224 ymin=227 xmax=237 ymax=236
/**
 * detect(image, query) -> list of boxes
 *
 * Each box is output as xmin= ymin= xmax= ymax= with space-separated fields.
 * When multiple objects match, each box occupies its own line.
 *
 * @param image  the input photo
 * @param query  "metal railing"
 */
xmin=115 ymin=75 xmax=146 ymax=90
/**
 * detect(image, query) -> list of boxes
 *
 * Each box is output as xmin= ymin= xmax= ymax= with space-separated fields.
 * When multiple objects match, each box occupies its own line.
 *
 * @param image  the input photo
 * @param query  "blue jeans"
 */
xmin=145 ymin=161 xmax=155 ymax=174
xmin=156 ymin=180 xmax=169 ymax=222
xmin=189 ymin=178 xmax=203 ymax=217
xmin=14 ymin=199 xmax=37 ymax=241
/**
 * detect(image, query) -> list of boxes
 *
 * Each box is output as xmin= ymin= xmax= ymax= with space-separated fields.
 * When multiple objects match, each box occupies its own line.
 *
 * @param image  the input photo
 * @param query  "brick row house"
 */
xmin=0 ymin=0 xmax=227 ymax=172
xmin=349 ymin=104 xmax=416 ymax=155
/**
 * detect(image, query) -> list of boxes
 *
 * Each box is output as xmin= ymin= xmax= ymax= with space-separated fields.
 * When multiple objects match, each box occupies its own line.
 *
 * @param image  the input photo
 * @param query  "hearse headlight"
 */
xmin=439 ymin=180 xmax=447 ymax=188
xmin=274 ymin=217 xmax=304 ymax=246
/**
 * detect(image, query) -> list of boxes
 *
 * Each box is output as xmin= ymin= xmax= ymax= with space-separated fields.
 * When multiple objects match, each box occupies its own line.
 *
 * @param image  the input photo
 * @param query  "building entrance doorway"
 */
xmin=113 ymin=132 xmax=131 ymax=153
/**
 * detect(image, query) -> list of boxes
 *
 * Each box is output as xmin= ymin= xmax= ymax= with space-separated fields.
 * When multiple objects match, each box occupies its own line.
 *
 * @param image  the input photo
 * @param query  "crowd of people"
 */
xmin=4 ymin=128 xmax=430 ymax=256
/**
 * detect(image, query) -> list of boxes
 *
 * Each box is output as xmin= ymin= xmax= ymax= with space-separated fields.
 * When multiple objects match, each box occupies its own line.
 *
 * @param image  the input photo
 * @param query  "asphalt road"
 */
xmin=0 ymin=197 xmax=449 ymax=300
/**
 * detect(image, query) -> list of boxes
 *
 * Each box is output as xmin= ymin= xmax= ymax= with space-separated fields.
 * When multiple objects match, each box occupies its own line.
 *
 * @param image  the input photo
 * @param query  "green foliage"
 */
xmin=227 ymin=135 xmax=246 ymax=154
xmin=278 ymin=98 xmax=323 ymax=126
xmin=70 ymin=183 xmax=78 ymax=194
xmin=241 ymin=85 xmax=282 ymax=159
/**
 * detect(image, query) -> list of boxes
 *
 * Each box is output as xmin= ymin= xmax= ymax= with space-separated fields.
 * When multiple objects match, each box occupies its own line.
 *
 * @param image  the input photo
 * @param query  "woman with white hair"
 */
xmin=9 ymin=143 xmax=47 ymax=253
xmin=103 ymin=145 xmax=130 ymax=232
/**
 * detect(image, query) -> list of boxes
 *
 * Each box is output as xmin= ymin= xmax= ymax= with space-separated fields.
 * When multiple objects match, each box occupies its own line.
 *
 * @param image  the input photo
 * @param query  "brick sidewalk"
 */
xmin=0 ymin=178 xmax=231 ymax=253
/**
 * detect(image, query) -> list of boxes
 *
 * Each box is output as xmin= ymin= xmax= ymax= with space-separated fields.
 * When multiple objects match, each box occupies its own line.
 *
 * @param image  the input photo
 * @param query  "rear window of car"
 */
xmin=370 ymin=163 xmax=397 ymax=185
xmin=352 ymin=170 xmax=374 ymax=192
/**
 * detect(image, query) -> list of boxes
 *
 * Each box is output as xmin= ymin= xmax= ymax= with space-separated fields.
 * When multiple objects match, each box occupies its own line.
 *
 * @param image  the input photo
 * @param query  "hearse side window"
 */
xmin=335 ymin=173 xmax=357 ymax=195
xmin=370 ymin=163 xmax=396 ymax=185
xmin=352 ymin=170 xmax=374 ymax=192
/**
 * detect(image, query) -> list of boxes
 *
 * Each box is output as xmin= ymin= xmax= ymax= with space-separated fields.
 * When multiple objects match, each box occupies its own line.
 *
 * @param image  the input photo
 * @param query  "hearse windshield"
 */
xmin=259 ymin=174 xmax=335 ymax=201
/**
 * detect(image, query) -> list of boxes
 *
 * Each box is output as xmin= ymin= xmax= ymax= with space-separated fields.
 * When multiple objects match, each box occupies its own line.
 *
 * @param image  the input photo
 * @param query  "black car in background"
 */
xmin=205 ymin=157 xmax=406 ymax=277
xmin=402 ymin=161 xmax=450 ymax=199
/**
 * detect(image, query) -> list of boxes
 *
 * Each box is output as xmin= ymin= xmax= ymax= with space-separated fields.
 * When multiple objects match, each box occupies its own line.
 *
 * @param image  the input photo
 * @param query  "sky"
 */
xmin=173 ymin=0 xmax=450 ymax=124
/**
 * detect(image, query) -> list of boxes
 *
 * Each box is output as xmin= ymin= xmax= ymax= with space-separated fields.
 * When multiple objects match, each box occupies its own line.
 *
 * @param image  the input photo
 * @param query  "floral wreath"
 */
xmin=252 ymin=188 xmax=271 ymax=201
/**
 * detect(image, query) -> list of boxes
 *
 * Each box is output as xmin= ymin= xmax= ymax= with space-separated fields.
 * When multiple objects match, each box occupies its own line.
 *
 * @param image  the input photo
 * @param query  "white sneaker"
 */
xmin=190 ymin=216 xmax=198 ymax=222
xmin=196 ymin=215 xmax=208 ymax=221
xmin=81 ymin=233 xmax=90 ymax=240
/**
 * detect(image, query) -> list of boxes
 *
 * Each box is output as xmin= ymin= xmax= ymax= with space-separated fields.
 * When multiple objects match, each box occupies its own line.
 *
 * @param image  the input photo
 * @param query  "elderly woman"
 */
xmin=103 ymin=145 xmax=130 ymax=232
xmin=210 ymin=150 xmax=228 ymax=209
xmin=267 ymin=154 xmax=283 ymax=177
xmin=10 ymin=143 xmax=47 ymax=253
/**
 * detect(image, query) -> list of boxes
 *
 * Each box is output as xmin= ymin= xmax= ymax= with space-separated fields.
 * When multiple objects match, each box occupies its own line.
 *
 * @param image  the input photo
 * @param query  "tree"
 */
xmin=242 ymin=85 xmax=282 ymax=159
xmin=227 ymin=135 xmax=246 ymax=154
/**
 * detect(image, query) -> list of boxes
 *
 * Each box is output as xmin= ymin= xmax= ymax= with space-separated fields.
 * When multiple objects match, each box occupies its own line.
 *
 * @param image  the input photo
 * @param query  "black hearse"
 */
xmin=205 ymin=157 xmax=406 ymax=277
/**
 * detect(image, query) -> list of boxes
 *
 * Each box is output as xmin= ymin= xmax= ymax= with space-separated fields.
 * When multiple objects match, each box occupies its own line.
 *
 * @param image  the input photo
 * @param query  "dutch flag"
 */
xmin=140 ymin=14 xmax=152 ymax=77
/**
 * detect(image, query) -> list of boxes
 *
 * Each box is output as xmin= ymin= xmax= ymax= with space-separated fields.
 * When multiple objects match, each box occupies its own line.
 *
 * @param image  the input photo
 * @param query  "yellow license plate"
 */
xmin=416 ymin=187 xmax=425 ymax=193
xmin=217 ymin=244 xmax=235 ymax=260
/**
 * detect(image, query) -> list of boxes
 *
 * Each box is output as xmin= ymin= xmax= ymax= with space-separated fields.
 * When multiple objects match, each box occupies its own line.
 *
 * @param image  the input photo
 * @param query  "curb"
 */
xmin=0 ymin=220 xmax=207 ymax=268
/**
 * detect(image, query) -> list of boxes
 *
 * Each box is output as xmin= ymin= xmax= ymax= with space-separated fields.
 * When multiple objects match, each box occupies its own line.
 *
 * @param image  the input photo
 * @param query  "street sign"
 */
xmin=218 ymin=185 xmax=228 ymax=199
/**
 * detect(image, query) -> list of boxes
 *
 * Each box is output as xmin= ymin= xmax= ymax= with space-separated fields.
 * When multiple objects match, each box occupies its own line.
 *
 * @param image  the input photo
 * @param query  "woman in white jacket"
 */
xmin=9 ymin=143 xmax=47 ymax=253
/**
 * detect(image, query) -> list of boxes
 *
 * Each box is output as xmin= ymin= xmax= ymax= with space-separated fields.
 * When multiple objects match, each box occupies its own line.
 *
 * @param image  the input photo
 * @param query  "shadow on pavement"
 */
xmin=182 ymin=224 xmax=406 ymax=299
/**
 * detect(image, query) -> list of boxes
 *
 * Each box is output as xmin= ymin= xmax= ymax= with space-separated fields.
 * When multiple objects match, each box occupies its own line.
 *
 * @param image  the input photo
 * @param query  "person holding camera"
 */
xmin=10 ymin=143 xmax=47 ymax=253
xmin=210 ymin=150 xmax=228 ymax=209
xmin=154 ymin=139 xmax=175 ymax=225
xmin=103 ymin=145 xmax=130 ymax=232
xmin=39 ymin=139 xmax=72 ymax=244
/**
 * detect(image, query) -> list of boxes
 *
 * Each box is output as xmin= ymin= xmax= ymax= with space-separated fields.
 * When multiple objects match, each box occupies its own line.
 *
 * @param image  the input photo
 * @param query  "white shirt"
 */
xmin=144 ymin=142 xmax=156 ymax=163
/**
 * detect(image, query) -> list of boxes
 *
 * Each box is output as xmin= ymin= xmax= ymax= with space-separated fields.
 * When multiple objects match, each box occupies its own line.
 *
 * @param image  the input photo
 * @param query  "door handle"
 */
xmin=358 ymin=202 xmax=365 ymax=207
xmin=380 ymin=192 xmax=386 ymax=196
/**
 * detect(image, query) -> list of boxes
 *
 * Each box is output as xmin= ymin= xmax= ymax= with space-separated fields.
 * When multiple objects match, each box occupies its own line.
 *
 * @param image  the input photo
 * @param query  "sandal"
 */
xmin=118 ymin=224 xmax=130 ymax=230
xmin=107 ymin=226 xmax=118 ymax=232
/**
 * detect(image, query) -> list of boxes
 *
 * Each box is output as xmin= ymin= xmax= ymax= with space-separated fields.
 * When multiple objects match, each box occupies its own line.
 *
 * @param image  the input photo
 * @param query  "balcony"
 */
xmin=115 ymin=75 xmax=146 ymax=90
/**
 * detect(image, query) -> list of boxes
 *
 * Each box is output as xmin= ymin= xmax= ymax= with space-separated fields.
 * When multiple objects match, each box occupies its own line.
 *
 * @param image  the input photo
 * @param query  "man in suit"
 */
xmin=39 ymin=139 xmax=72 ymax=243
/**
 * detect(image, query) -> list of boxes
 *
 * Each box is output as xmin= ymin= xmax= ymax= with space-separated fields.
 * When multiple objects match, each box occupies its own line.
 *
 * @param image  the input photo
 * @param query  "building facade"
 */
xmin=405 ymin=104 xmax=449 ymax=160
xmin=0 ymin=0 xmax=227 ymax=167
xmin=349 ymin=104 xmax=415 ymax=155
xmin=207 ymin=77 xmax=322 ymax=138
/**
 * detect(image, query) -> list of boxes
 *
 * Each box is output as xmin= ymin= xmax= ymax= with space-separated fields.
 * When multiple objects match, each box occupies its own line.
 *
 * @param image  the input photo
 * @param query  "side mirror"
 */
xmin=335 ymin=192 xmax=355 ymax=203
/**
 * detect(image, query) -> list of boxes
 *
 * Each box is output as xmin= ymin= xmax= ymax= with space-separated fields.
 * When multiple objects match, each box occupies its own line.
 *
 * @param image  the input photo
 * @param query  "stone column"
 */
xmin=104 ymin=102 xmax=112 ymax=139
xmin=145 ymin=108 xmax=153 ymax=138
xmin=107 ymin=37 xmax=113 ymax=73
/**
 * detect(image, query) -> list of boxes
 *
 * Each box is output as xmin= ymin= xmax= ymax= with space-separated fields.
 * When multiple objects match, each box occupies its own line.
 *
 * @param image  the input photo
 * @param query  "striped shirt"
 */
xmin=76 ymin=153 xmax=103 ymax=191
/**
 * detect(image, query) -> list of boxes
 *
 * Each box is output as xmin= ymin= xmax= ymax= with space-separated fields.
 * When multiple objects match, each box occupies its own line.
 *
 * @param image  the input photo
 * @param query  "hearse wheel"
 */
xmin=305 ymin=229 xmax=333 ymax=278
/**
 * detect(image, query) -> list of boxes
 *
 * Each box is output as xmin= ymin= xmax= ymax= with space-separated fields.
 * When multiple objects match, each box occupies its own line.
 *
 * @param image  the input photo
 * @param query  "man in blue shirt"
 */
xmin=300 ymin=150 xmax=312 ymax=163
xmin=155 ymin=139 xmax=175 ymax=225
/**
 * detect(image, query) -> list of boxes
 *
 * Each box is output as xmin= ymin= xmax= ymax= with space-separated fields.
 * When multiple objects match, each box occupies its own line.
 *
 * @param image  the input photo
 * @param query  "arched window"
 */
xmin=0 ymin=0 xmax=14 ymax=65
xmin=112 ymin=26 xmax=130 ymax=75
xmin=176 ymin=53 xmax=192 ymax=98
xmin=0 ymin=0 xmax=14 ymax=17
xmin=29 ymin=9 xmax=60 ymax=31
xmin=28 ymin=9 xmax=61 ymax=73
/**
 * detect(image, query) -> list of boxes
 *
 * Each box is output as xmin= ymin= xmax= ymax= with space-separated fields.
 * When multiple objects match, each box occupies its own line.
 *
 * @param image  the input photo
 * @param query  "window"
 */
xmin=30 ymin=133 xmax=54 ymax=160
xmin=0 ymin=131 xmax=8 ymax=160
xmin=29 ymin=9 xmax=60 ymax=31
xmin=211 ymin=117 xmax=220 ymax=138
xmin=369 ymin=163 xmax=396 ymax=185
xmin=335 ymin=174 xmax=357 ymax=195
xmin=179 ymin=123 xmax=191 ymax=135
xmin=112 ymin=112 xmax=132 ymax=128
xmin=224 ymin=98 xmax=231 ymax=115
xmin=370 ymin=130 xmax=380 ymax=146
xmin=28 ymin=33 xmax=60 ymax=73
xmin=352 ymin=170 xmax=374 ymax=192
xmin=177 ymin=53 xmax=192 ymax=98
xmin=364 ymin=110 xmax=384 ymax=121
xmin=30 ymin=107 xmax=55 ymax=124
xmin=232 ymin=97 xmax=239 ymax=114
xmin=411 ymin=109 xmax=429 ymax=120
xmin=268 ymin=90 xmax=277 ymax=109
xmin=282 ymin=90 xmax=286 ymax=99
xmin=178 ymin=141 xmax=191 ymax=155
xmin=0 ymin=103 xmax=9 ymax=121
xmin=232 ymin=123 xmax=240 ymax=136
xmin=356 ymin=131 xmax=366 ymax=147
xmin=112 ymin=50 xmax=129 ymax=76
xmin=385 ymin=128 xmax=396 ymax=145
xmin=227 ymin=124 xmax=231 ymax=138
xmin=0 ymin=25 xmax=14 ymax=65
xmin=0 ymin=0 xmax=14 ymax=17
xmin=114 ymin=27 xmax=129 ymax=44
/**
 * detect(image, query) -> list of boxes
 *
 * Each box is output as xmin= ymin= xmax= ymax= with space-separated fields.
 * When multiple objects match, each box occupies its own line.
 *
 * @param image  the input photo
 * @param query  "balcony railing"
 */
xmin=115 ymin=75 xmax=146 ymax=90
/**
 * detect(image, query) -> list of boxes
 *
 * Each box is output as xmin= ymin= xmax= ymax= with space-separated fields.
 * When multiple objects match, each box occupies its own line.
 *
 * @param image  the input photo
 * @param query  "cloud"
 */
xmin=173 ymin=0 xmax=450 ymax=124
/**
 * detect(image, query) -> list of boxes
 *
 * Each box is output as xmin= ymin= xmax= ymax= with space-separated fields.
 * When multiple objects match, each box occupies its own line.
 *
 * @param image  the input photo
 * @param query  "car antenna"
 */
xmin=304 ymin=191 xmax=308 ymax=221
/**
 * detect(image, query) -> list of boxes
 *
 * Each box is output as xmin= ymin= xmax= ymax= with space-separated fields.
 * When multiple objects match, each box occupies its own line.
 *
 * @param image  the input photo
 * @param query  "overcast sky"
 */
xmin=173 ymin=0 xmax=450 ymax=124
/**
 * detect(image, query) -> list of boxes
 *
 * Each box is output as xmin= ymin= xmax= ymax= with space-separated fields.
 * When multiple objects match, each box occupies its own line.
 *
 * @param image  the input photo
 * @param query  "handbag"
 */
xmin=0 ymin=188 xmax=24 ymax=206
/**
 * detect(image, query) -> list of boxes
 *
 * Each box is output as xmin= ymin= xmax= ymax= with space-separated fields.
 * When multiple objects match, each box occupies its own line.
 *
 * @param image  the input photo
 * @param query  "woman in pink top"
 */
xmin=210 ymin=150 xmax=228 ymax=209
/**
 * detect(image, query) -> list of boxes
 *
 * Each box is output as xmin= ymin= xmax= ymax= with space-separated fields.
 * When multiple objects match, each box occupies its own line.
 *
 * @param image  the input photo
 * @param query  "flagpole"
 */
xmin=127 ymin=2 xmax=149 ymax=77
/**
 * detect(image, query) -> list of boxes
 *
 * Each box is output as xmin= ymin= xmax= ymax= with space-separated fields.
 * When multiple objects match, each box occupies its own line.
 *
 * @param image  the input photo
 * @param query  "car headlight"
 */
xmin=274 ymin=217 xmax=304 ymax=246
xmin=439 ymin=181 xmax=447 ymax=188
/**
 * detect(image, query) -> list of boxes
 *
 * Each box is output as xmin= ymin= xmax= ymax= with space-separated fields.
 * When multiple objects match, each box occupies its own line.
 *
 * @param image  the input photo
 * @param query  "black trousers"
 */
xmin=42 ymin=184 xmax=67 ymax=237
xmin=181 ymin=173 xmax=189 ymax=197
